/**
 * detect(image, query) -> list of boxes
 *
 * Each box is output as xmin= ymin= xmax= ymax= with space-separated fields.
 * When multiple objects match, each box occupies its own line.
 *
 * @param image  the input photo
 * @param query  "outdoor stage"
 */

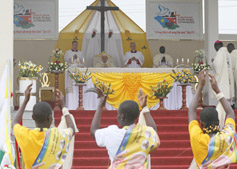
xmin=54 ymin=109 xmax=237 ymax=169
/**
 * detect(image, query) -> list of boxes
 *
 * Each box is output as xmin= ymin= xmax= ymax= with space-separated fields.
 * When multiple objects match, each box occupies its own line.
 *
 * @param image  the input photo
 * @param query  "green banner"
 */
xmin=0 ymin=150 xmax=4 ymax=164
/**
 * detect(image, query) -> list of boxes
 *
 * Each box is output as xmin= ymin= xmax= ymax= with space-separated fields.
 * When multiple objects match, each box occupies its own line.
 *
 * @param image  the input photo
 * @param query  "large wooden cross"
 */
xmin=87 ymin=0 xmax=119 ymax=52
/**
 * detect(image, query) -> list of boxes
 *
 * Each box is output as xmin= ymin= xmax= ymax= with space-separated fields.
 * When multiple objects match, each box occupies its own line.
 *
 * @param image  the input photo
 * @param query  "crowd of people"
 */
xmin=11 ymin=40 xmax=237 ymax=169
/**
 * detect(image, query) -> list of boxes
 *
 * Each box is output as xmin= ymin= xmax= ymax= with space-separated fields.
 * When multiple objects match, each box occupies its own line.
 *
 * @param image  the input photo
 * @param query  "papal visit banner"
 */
xmin=146 ymin=0 xmax=203 ymax=40
xmin=14 ymin=0 xmax=58 ymax=39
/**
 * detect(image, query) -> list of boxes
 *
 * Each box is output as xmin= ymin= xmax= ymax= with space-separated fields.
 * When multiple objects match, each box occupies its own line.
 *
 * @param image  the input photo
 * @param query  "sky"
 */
xmin=59 ymin=0 xmax=237 ymax=34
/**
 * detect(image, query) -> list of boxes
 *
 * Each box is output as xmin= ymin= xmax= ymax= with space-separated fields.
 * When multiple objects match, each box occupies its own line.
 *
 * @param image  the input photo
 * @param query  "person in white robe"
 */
xmin=94 ymin=53 xmax=115 ymax=68
xmin=64 ymin=40 xmax=85 ymax=110
xmin=227 ymin=43 xmax=237 ymax=104
xmin=124 ymin=42 xmax=144 ymax=68
xmin=212 ymin=40 xmax=234 ymax=128
xmin=153 ymin=46 xmax=173 ymax=68
xmin=64 ymin=41 xmax=85 ymax=67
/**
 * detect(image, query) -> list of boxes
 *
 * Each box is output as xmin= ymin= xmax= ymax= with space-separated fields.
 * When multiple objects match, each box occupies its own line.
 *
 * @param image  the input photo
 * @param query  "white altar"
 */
xmin=65 ymin=68 xmax=194 ymax=110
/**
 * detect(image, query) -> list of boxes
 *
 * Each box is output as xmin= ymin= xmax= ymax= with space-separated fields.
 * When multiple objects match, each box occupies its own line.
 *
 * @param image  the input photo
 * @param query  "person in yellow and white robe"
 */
xmin=91 ymin=88 xmax=160 ymax=169
xmin=12 ymin=85 xmax=76 ymax=169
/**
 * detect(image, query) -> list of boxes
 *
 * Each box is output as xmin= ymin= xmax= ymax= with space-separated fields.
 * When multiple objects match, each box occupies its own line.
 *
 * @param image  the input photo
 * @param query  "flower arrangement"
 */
xmin=170 ymin=69 xmax=196 ymax=84
xmin=0 ymin=165 xmax=16 ymax=169
xmin=48 ymin=48 xmax=67 ymax=72
xmin=192 ymin=49 xmax=210 ymax=72
xmin=150 ymin=79 xmax=173 ymax=98
xmin=53 ymin=48 xmax=63 ymax=59
xmin=48 ymin=61 xmax=67 ymax=72
xmin=86 ymin=78 xmax=115 ymax=96
xmin=69 ymin=68 xmax=91 ymax=83
xmin=18 ymin=60 xmax=43 ymax=78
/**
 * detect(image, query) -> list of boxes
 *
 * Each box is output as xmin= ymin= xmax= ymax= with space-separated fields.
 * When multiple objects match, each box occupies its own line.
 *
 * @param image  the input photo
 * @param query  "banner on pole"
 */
xmin=146 ymin=0 xmax=203 ymax=40
xmin=14 ymin=0 xmax=58 ymax=39
xmin=0 ymin=61 xmax=15 ymax=166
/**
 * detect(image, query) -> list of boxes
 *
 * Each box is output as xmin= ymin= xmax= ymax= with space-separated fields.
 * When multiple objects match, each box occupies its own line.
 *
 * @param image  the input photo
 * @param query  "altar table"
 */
xmin=65 ymin=68 xmax=194 ymax=110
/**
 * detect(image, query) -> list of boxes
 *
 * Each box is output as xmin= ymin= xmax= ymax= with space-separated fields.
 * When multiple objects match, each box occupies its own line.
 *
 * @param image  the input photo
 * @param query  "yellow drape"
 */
xmin=91 ymin=72 xmax=174 ymax=109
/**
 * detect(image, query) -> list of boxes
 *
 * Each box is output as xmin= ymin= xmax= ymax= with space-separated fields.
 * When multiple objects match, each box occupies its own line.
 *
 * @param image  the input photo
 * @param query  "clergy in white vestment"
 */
xmin=64 ymin=40 xmax=85 ymax=110
xmin=227 ymin=43 xmax=237 ymax=101
xmin=124 ymin=42 xmax=144 ymax=68
xmin=153 ymin=46 xmax=173 ymax=68
xmin=64 ymin=41 xmax=85 ymax=67
xmin=94 ymin=52 xmax=115 ymax=68
xmin=212 ymin=40 xmax=235 ymax=128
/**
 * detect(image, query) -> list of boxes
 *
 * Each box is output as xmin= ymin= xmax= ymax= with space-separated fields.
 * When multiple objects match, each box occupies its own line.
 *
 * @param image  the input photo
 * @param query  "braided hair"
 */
xmin=200 ymin=107 xmax=220 ymax=134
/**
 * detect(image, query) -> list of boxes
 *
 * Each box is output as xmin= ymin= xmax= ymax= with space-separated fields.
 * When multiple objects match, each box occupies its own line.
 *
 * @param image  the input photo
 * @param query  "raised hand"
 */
xmin=24 ymin=83 xmax=33 ymax=102
xmin=208 ymin=73 xmax=220 ymax=94
xmin=55 ymin=89 xmax=65 ymax=108
xmin=137 ymin=88 xmax=147 ymax=108
xmin=198 ymin=69 xmax=206 ymax=87
xmin=96 ymin=87 xmax=107 ymax=107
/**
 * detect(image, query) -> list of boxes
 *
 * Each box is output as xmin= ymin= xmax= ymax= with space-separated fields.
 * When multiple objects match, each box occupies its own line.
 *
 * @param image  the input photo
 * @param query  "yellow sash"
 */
xmin=201 ymin=123 xmax=237 ymax=169
xmin=109 ymin=123 xmax=159 ymax=169
xmin=32 ymin=128 xmax=72 ymax=169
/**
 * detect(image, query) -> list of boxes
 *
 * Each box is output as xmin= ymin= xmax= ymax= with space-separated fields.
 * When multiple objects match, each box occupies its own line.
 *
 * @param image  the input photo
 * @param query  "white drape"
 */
xmin=82 ymin=1 xmax=123 ymax=67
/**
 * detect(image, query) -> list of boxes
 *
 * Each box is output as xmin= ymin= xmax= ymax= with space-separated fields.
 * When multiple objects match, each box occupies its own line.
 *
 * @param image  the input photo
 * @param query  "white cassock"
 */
xmin=64 ymin=49 xmax=84 ymax=67
xmin=94 ymin=61 xmax=115 ymax=68
xmin=153 ymin=54 xmax=173 ymax=68
xmin=64 ymin=49 xmax=85 ymax=110
xmin=230 ymin=49 xmax=237 ymax=99
xmin=124 ymin=51 xmax=144 ymax=68
xmin=212 ymin=47 xmax=234 ymax=128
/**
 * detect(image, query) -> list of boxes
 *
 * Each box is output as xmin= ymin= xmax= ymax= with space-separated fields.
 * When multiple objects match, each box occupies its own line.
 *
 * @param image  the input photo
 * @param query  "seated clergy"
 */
xmin=124 ymin=42 xmax=144 ymax=68
xmin=94 ymin=52 xmax=115 ymax=68
xmin=153 ymin=46 xmax=173 ymax=68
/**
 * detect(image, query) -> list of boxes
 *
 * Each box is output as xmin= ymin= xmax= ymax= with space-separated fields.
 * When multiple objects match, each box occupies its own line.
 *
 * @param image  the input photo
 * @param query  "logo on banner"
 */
xmin=14 ymin=3 xmax=34 ymax=29
xmin=154 ymin=5 xmax=179 ymax=30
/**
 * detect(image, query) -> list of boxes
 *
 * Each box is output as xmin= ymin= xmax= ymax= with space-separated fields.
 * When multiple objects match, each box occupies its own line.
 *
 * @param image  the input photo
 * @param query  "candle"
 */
xmin=187 ymin=58 xmax=189 ymax=64
xmin=177 ymin=58 xmax=179 ymax=63
xmin=182 ymin=58 xmax=184 ymax=63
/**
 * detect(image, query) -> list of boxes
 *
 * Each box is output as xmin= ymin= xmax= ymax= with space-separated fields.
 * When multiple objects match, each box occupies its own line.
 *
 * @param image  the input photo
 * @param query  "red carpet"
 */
xmin=54 ymin=110 xmax=237 ymax=169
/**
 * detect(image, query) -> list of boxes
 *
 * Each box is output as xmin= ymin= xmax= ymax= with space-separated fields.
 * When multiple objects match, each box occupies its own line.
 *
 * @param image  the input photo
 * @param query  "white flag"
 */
xmin=0 ymin=61 xmax=15 ymax=166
